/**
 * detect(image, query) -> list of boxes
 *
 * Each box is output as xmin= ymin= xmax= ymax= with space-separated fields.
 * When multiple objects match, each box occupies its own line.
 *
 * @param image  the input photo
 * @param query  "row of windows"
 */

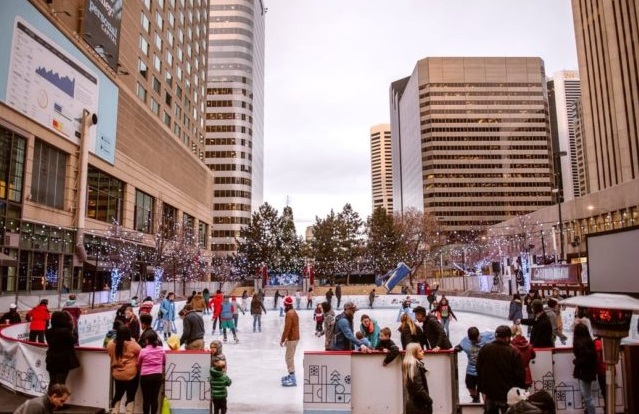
xmin=421 ymin=118 xmax=546 ymax=125
xmin=425 ymin=172 xmax=550 ymax=179
xmin=210 ymin=27 xmax=253 ymax=38
xmin=423 ymin=145 xmax=549 ymax=151
xmin=212 ymin=230 xmax=242 ymax=238
xmin=210 ymin=3 xmax=253 ymax=13
xmin=213 ymin=216 xmax=251 ymax=225
xmin=423 ymin=163 xmax=549 ymax=170
xmin=421 ymin=100 xmax=544 ymax=108
xmin=209 ymin=75 xmax=250 ymax=85
xmin=423 ymin=154 xmax=549 ymax=161
xmin=206 ymin=138 xmax=251 ymax=147
xmin=423 ymin=109 xmax=547 ymax=116
xmin=422 ymin=127 xmax=548 ymax=134
xmin=210 ymin=39 xmax=254 ymax=51
xmin=210 ymin=243 xmax=237 ymax=251
xmin=206 ymin=112 xmax=252 ymax=123
xmin=208 ymin=15 xmax=254 ymax=28
xmin=424 ymin=191 xmax=551 ymax=198
xmin=420 ymin=91 xmax=544 ymax=98
xmin=419 ymin=82 xmax=541 ymax=90
xmin=205 ymin=125 xmax=253 ymax=135
xmin=425 ymin=182 xmax=550 ymax=189
xmin=205 ymin=151 xmax=251 ymax=160
xmin=423 ymin=209 xmax=550 ymax=216
xmin=214 ymin=190 xmax=251 ymax=199
xmin=213 ymin=203 xmax=251 ymax=212
xmin=214 ymin=176 xmax=252 ymax=186
xmin=209 ymin=63 xmax=253 ymax=74
xmin=206 ymin=100 xmax=253 ymax=110
xmin=422 ymin=135 xmax=550 ymax=143
xmin=427 ymin=200 xmax=552 ymax=208
xmin=209 ymin=164 xmax=252 ymax=172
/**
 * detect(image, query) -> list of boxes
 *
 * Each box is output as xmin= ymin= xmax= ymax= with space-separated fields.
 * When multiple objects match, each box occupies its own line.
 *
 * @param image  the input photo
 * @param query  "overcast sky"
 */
xmin=263 ymin=0 xmax=578 ymax=233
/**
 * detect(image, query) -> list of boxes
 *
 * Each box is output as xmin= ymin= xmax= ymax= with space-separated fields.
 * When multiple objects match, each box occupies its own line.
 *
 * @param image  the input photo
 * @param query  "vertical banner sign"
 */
xmin=82 ymin=0 xmax=122 ymax=71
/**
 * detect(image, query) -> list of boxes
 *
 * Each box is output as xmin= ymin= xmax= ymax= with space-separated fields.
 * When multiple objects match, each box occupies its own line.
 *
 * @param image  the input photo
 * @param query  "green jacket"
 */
xmin=209 ymin=367 xmax=232 ymax=399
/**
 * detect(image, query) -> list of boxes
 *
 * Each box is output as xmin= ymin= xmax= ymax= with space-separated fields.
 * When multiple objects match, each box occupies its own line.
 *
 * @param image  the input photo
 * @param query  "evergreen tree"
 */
xmin=365 ymin=206 xmax=401 ymax=274
xmin=335 ymin=204 xmax=364 ymax=285
xmin=310 ymin=210 xmax=340 ymax=284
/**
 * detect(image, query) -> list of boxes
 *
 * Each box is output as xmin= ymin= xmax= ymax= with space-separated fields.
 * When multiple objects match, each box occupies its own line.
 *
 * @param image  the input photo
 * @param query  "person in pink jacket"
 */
xmin=137 ymin=331 xmax=165 ymax=414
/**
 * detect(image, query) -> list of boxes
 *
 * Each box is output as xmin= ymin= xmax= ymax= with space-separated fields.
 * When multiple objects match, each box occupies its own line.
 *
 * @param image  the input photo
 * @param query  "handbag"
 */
xmin=161 ymin=396 xmax=171 ymax=414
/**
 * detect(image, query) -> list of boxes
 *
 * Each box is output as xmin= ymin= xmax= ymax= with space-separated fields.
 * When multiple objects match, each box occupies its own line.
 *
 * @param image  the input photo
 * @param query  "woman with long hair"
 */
xmin=572 ymin=323 xmax=597 ymax=414
xmin=402 ymin=342 xmax=433 ymax=414
xmin=137 ymin=331 xmax=165 ymax=414
xmin=398 ymin=312 xmax=423 ymax=350
xmin=433 ymin=296 xmax=457 ymax=338
xmin=107 ymin=325 xmax=141 ymax=414
xmin=45 ymin=311 xmax=80 ymax=390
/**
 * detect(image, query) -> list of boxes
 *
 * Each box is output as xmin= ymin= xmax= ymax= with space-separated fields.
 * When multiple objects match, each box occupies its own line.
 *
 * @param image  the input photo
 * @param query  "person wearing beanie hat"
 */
xmin=0 ymin=304 xmax=21 ymax=325
xmin=280 ymin=296 xmax=299 ymax=386
xmin=476 ymin=325 xmax=525 ymax=413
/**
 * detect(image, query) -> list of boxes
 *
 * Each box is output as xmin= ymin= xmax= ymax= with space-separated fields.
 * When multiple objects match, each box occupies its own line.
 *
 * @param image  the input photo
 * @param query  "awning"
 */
xmin=0 ymin=252 xmax=18 ymax=267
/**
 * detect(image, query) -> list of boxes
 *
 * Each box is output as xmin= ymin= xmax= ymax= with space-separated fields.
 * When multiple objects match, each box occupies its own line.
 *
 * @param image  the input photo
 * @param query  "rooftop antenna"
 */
xmin=286 ymin=195 xmax=291 ymax=207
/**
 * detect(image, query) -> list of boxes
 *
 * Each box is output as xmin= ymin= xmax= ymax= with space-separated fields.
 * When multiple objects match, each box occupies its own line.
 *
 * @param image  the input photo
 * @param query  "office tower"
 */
xmin=571 ymin=0 xmax=639 ymax=192
xmin=370 ymin=124 xmax=393 ymax=212
xmin=569 ymin=99 xmax=588 ymax=198
xmin=206 ymin=0 xmax=266 ymax=256
xmin=547 ymin=70 xmax=581 ymax=200
xmin=0 ymin=0 xmax=214 ymax=293
xmin=390 ymin=57 xmax=554 ymax=238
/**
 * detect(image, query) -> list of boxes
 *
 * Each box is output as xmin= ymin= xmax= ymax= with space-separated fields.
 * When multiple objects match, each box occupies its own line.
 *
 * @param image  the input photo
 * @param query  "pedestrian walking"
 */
xmin=45 ymin=311 xmax=80 ymax=390
xmin=402 ymin=342 xmax=433 ymax=414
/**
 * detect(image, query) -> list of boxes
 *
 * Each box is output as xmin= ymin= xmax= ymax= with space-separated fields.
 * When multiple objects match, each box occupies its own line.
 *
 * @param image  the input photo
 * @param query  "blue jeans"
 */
xmin=578 ymin=379 xmax=596 ymax=414
xmin=253 ymin=314 xmax=262 ymax=331
xmin=441 ymin=317 xmax=451 ymax=338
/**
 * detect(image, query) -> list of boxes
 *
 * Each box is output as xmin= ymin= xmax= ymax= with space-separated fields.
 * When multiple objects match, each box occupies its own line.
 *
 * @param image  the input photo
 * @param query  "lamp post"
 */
xmin=561 ymin=293 xmax=639 ymax=414
xmin=553 ymin=151 xmax=568 ymax=263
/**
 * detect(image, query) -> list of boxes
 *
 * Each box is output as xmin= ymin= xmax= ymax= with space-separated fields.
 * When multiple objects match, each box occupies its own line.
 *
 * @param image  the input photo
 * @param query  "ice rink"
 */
xmin=143 ymin=303 xmax=572 ymax=413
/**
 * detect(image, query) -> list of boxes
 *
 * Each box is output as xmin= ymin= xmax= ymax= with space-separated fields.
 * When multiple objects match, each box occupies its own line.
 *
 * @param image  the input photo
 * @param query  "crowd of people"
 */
xmin=5 ymin=285 xmax=615 ymax=414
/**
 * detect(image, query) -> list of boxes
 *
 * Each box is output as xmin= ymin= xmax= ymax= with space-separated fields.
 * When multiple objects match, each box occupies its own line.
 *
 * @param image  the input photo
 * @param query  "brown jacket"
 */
xmin=280 ymin=308 xmax=300 ymax=343
xmin=191 ymin=293 xmax=206 ymax=312
xmin=107 ymin=339 xmax=141 ymax=381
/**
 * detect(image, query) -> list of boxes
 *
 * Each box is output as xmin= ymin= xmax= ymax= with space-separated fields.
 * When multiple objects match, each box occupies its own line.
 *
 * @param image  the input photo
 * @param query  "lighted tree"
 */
xmin=102 ymin=221 xmax=138 ymax=303
xmin=165 ymin=223 xmax=207 ymax=296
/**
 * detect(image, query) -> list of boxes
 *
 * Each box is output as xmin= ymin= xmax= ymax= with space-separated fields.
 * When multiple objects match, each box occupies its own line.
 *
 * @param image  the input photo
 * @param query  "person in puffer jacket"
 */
xmin=27 ymin=299 xmax=51 ymax=343
xmin=219 ymin=298 xmax=238 ymax=343
xmin=209 ymin=359 xmax=232 ymax=414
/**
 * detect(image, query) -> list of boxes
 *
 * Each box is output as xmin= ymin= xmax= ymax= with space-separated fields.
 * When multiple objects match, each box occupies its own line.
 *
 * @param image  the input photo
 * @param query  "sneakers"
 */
xmin=281 ymin=373 xmax=296 ymax=387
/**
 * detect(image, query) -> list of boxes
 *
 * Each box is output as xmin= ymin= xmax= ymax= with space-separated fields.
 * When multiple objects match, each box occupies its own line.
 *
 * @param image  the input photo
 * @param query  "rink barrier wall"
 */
xmin=0 ymin=295 xmax=637 ymax=413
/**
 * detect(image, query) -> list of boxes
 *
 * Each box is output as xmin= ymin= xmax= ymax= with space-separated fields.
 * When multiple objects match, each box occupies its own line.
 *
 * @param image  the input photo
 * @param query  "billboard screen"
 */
xmin=82 ymin=0 xmax=122 ymax=71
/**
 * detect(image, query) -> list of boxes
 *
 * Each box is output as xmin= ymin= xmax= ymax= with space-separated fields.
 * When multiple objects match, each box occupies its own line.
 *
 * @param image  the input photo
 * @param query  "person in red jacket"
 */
xmin=27 ymin=299 xmax=51 ymax=343
xmin=510 ymin=324 xmax=536 ymax=389
xmin=210 ymin=290 xmax=224 ymax=334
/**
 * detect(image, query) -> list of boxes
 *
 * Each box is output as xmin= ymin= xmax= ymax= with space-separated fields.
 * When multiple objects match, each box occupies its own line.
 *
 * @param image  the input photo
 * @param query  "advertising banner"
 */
xmin=82 ymin=0 xmax=122 ymax=71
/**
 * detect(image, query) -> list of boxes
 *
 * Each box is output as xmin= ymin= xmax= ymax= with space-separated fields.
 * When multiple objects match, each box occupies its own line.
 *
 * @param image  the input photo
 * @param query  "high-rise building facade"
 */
xmin=0 ymin=0 xmax=214 ymax=293
xmin=390 ymin=57 xmax=554 ymax=238
xmin=206 ymin=0 xmax=266 ymax=256
xmin=370 ymin=124 xmax=393 ymax=212
xmin=571 ymin=0 xmax=639 ymax=192
xmin=547 ymin=70 xmax=582 ymax=200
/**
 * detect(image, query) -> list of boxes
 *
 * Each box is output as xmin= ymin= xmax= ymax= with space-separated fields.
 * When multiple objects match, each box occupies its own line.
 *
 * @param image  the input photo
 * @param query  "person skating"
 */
xmin=335 ymin=284 xmax=342 ymax=309
xmin=454 ymin=327 xmax=494 ymax=403
xmin=279 ymin=296 xmax=300 ymax=386
xmin=159 ymin=292 xmax=176 ymax=340
xmin=27 ymin=299 xmax=50 ymax=343
xmin=413 ymin=306 xmax=452 ymax=351
xmin=180 ymin=304 xmax=205 ymax=350
xmin=517 ymin=300 xmax=554 ymax=348
xmin=250 ymin=293 xmax=267 ymax=333
xmin=219 ymin=297 xmax=239 ymax=343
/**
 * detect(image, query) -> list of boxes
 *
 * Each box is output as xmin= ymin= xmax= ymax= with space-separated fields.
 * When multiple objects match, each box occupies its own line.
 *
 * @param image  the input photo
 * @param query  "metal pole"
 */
xmin=91 ymin=250 xmax=98 ymax=309
xmin=605 ymin=364 xmax=615 ymax=414
xmin=558 ymin=194 xmax=565 ymax=263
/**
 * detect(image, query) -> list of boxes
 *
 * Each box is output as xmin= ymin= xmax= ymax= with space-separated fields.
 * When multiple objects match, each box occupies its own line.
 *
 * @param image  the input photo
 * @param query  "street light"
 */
xmin=553 ymin=151 xmax=568 ymax=263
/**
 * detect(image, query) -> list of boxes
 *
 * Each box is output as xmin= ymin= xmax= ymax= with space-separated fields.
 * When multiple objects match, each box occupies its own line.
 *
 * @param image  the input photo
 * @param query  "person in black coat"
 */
xmin=573 ymin=323 xmax=597 ymax=414
xmin=335 ymin=284 xmax=342 ymax=309
xmin=517 ymin=300 xmax=554 ymax=348
xmin=0 ymin=303 xmax=21 ymax=325
xmin=45 ymin=311 xmax=80 ymax=391
xmin=402 ymin=342 xmax=433 ymax=414
xmin=477 ymin=325 xmax=525 ymax=414
xmin=413 ymin=306 xmax=452 ymax=350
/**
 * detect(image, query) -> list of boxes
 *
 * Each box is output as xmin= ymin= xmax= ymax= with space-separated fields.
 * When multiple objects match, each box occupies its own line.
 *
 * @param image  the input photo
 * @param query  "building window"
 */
xmin=152 ymin=76 xmax=161 ymax=93
xmin=139 ymin=36 xmax=149 ymax=56
xmin=141 ymin=14 xmax=150 ymax=33
xmin=134 ymin=190 xmax=154 ymax=233
xmin=31 ymin=140 xmax=66 ymax=209
xmin=136 ymin=83 xmax=147 ymax=102
xmin=0 ymin=125 xmax=26 ymax=203
xmin=163 ymin=111 xmax=171 ymax=126
xmin=183 ymin=212 xmax=194 ymax=230
xmin=138 ymin=59 xmax=148 ymax=79
xmin=151 ymin=99 xmax=160 ymax=115
xmin=87 ymin=166 xmax=124 ymax=223
xmin=162 ymin=203 xmax=177 ymax=238
xmin=198 ymin=221 xmax=207 ymax=247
